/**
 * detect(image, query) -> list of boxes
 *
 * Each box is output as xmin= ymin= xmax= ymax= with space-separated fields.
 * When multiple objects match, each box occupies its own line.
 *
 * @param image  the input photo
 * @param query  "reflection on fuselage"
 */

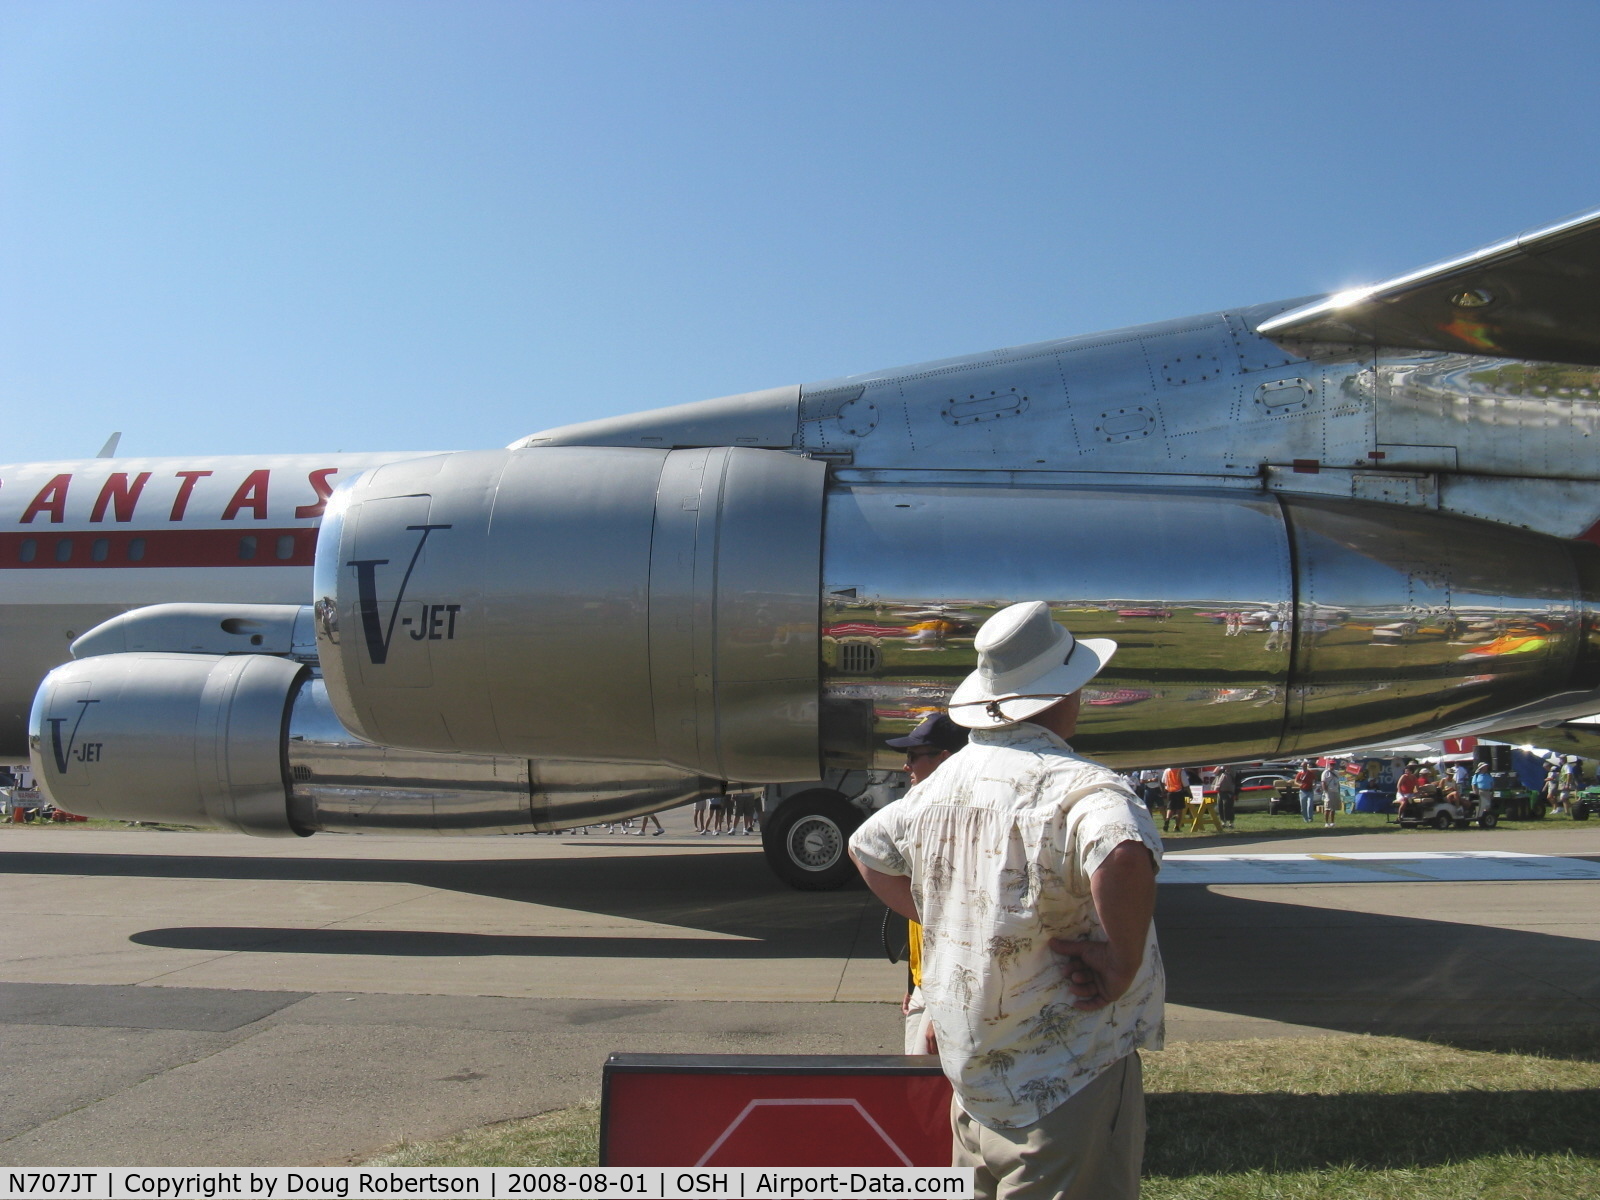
xmin=818 ymin=485 xmax=1600 ymax=770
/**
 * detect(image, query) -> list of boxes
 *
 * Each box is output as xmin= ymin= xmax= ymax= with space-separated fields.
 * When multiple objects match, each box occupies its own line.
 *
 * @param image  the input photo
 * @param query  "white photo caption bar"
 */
xmin=2 ymin=1169 xmax=975 ymax=1199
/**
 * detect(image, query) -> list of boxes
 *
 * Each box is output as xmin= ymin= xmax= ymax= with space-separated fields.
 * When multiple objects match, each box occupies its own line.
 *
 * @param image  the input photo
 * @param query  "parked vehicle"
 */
xmin=1574 ymin=786 xmax=1599 ymax=821
xmin=1496 ymin=787 xmax=1549 ymax=821
xmin=1392 ymin=784 xmax=1498 ymax=829
xmin=1265 ymin=778 xmax=1302 ymax=816
xmin=1215 ymin=769 xmax=1294 ymax=813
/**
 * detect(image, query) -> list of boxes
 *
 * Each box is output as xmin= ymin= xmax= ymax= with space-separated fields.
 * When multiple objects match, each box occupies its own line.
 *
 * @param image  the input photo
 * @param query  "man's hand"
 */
xmin=1049 ymin=937 xmax=1141 ymax=1011
xmin=1050 ymin=840 xmax=1156 ymax=1011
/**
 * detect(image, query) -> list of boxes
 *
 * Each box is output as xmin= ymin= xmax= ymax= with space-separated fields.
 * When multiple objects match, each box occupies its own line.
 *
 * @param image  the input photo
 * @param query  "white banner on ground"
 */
xmin=1 ymin=1168 xmax=975 ymax=1200
xmin=1160 ymin=849 xmax=1600 ymax=885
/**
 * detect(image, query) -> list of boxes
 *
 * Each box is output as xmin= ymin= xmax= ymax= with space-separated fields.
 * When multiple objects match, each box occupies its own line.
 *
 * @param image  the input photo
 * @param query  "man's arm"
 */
xmin=851 ymin=850 xmax=920 ymax=922
xmin=1049 ymin=839 xmax=1157 ymax=1011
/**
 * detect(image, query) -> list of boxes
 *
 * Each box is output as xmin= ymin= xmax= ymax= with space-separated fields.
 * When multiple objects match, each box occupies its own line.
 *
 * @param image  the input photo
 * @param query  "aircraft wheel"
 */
xmin=763 ymin=790 xmax=863 ymax=891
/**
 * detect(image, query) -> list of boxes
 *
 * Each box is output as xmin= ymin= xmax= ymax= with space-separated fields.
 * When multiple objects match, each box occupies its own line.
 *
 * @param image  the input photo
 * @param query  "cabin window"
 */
xmin=18 ymin=539 xmax=36 ymax=563
xmin=238 ymin=536 xmax=257 ymax=561
xmin=127 ymin=538 xmax=146 ymax=562
xmin=276 ymin=534 xmax=296 ymax=560
xmin=55 ymin=538 xmax=72 ymax=563
xmin=91 ymin=538 xmax=109 ymax=562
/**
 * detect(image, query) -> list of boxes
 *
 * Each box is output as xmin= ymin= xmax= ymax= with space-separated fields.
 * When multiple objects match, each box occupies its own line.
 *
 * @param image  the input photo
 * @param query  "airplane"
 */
xmin=15 ymin=203 xmax=1600 ymax=889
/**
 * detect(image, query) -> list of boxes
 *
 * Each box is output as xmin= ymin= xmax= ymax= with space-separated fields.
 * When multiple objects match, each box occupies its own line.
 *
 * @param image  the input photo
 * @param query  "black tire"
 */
xmin=1432 ymin=810 xmax=1454 ymax=830
xmin=1575 ymin=802 xmax=1591 ymax=822
xmin=762 ymin=790 xmax=863 ymax=891
xmin=1533 ymin=802 xmax=1547 ymax=820
xmin=1478 ymin=810 xmax=1499 ymax=829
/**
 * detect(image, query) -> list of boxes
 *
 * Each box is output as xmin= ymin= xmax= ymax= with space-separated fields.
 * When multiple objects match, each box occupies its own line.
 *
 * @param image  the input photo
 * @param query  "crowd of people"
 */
xmin=1119 ymin=750 xmax=1592 ymax=830
xmin=1542 ymin=755 xmax=1587 ymax=815
xmin=691 ymin=789 xmax=761 ymax=835
xmin=1125 ymin=759 xmax=1346 ymax=830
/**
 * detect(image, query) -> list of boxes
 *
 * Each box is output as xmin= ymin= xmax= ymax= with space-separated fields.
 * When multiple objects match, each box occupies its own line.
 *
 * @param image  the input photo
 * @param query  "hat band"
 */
xmin=949 ymin=691 xmax=1079 ymax=709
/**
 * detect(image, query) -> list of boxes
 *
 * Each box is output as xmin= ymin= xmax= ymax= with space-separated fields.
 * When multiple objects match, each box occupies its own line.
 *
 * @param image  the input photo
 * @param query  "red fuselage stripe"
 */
xmin=0 ymin=528 xmax=317 ymax=569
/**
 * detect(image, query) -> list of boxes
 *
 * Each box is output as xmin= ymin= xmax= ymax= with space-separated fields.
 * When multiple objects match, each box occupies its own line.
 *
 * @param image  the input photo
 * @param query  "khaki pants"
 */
xmin=952 ymin=1053 xmax=1144 ymax=1200
xmin=904 ymin=987 xmax=933 ymax=1055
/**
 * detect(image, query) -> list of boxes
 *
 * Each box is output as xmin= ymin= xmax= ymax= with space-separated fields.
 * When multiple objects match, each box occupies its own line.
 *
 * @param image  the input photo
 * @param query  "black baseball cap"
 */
xmin=886 ymin=713 xmax=969 ymax=753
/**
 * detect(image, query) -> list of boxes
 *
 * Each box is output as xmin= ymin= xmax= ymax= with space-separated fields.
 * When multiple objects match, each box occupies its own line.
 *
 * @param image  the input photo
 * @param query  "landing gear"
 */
xmin=762 ymin=789 xmax=863 ymax=891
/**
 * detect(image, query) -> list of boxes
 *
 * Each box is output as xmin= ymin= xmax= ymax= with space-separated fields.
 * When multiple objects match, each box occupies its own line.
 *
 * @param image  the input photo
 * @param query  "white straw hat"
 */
xmin=947 ymin=601 xmax=1116 ymax=729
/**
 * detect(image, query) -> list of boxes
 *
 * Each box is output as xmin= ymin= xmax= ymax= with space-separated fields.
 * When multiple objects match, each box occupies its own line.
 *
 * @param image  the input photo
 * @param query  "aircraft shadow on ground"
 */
xmin=1157 ymin=886 xmax=1600 ymax=1055
xmin=127 ymin=926 xmax=842 ymax=959
xmin=6 ymin=846 xmax=1599 ymax=1049
xmin=1143 ymin=1087 xmax=1600 ymax=1175
xmin=0 ymin=846 xmax=856 ymax=943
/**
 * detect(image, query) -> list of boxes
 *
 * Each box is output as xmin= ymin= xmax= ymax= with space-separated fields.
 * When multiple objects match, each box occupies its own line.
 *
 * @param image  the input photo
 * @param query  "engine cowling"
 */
xmin=30 ymin=652 xmax=308 ymax=835
xmin=29 ymin=648 xmax=714 ymax=834
xmin=313 ymin=446 xmax=825 ymax=781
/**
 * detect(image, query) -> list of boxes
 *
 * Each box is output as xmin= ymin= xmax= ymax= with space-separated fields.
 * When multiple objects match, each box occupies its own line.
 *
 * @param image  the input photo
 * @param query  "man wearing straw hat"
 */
xmin=850 ymin=601 xmax=1164 ymax=1200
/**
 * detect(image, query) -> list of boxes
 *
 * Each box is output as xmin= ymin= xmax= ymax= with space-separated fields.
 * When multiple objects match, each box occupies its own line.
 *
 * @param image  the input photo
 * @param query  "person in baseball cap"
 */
xmin=887 ymin=713 xmax=969 ymax=784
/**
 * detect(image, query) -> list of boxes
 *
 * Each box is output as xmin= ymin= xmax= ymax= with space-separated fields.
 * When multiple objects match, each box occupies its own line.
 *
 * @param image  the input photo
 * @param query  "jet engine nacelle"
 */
xmin=313 ymin=445 xmax=1600 ymax=770
xmin=313 ymin=446 xmax=825 ymax=781
xmin=28 ymin=647 xmax=714 ymax=834
xmin=30 ymin=652 xmax=309 ymax=835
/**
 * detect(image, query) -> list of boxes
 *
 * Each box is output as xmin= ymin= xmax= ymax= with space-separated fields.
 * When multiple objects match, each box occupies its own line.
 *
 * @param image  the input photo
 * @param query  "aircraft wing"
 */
xmin=1258 ymin=205 xmax=1600 ymax=366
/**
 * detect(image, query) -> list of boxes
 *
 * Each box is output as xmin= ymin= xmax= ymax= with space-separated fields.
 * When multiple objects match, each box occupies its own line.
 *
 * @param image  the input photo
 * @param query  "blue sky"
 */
xmin=3 ymin=0 xmax=1599 ymax=460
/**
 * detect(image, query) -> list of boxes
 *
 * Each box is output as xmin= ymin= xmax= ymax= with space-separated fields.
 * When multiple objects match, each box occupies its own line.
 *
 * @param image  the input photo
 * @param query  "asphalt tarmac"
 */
xmin=3 ymin=811 xmax=1599 ymax=1167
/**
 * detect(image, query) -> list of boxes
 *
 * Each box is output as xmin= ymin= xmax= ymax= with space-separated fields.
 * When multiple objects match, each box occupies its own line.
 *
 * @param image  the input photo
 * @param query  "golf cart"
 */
xmin=1392 ymin=782 xmax=1499 ymax=830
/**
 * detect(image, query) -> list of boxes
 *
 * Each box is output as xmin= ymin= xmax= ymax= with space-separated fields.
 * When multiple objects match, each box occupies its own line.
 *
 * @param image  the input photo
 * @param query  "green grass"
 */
xmin=1141 ymin=1031 xmax=1600 ymax=1199
xmin=362 ymin=1101 xmax=599 ymax=1168
xmin=355 ymin=1032 xmax=1600 ymax=1198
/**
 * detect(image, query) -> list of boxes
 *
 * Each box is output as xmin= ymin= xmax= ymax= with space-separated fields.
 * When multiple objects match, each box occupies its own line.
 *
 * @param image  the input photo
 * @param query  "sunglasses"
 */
xmin=904 ymin=747 xmax=945 ymax=761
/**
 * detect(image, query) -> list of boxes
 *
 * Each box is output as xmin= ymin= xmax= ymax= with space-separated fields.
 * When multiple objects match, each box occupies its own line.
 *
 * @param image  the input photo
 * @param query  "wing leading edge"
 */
xmin=1258 ymin=205 xmax=1600 ymax=367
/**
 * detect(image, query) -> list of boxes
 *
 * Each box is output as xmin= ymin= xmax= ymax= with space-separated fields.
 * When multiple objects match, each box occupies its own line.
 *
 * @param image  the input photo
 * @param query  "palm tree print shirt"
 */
xmin=850 ymin=722 xmax=1165 ymax=1130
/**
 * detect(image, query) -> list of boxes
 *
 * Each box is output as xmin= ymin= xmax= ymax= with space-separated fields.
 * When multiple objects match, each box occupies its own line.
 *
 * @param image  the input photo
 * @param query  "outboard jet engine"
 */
xmin=29 ymin=604 xmax=715 ymax=834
